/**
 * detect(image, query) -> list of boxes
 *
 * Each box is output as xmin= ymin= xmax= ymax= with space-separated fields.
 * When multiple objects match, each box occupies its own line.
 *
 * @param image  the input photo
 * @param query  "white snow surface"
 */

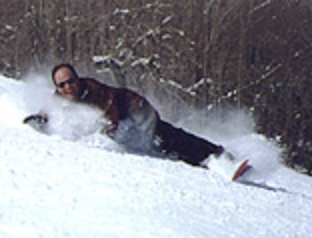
xmin=0 ymin=75 xmax=312 ymax=238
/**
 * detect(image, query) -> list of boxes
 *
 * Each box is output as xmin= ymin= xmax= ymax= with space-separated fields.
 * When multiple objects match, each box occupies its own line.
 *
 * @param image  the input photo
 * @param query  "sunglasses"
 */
xmin=56 ymin=77 xmax=77 ymax=88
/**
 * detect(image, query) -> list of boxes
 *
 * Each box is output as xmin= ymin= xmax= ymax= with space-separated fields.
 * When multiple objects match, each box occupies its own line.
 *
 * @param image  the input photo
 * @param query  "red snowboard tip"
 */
xmin=232 ymin=160 xmax=249 ymax=181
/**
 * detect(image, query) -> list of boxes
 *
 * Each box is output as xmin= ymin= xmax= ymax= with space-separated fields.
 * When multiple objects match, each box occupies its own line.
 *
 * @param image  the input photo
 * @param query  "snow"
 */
xmin=0 ymin=75 xmax=312 ymax=238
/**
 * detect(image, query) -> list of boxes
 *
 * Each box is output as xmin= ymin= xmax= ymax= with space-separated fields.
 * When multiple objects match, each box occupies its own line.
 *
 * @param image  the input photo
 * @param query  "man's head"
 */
xmin=52 ymin=63 xmax=82 ymax=101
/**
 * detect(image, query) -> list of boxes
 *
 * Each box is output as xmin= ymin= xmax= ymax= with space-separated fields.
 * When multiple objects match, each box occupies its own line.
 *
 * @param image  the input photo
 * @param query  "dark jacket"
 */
xmin=77 ymin=78 xmax=159 ymax=134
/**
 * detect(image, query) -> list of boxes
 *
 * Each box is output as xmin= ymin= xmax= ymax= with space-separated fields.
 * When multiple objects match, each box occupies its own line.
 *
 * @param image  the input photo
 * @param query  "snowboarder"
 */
xmin=24 ymin=63 xmax=248 ymax=179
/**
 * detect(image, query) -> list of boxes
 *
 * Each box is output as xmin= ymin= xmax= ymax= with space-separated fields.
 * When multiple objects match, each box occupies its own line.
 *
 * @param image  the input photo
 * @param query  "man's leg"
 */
xmin=154 ymin=120 xmax=224 ymax=166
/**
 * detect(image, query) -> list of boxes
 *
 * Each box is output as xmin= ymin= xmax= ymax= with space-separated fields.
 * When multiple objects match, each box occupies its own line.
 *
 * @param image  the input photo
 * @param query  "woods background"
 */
xmin=0 ymin=0 xmax=312 ymax=174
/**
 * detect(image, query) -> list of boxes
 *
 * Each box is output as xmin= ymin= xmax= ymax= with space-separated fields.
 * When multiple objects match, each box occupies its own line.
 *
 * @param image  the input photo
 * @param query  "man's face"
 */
xmin=54 ymin=67 xmax=81 ymax=101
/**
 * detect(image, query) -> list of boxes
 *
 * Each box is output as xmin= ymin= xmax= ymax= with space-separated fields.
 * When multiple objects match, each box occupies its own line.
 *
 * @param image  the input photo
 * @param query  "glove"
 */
xmin=101 ymin=122 xmax=117 ymax=138
xmin=23 ymin=113 xmax=48 ymax=131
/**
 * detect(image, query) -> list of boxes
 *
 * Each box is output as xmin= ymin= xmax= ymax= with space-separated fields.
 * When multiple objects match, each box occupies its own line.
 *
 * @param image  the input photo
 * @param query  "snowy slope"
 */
xmin=0 ymin=75 xmax=312 ymax=238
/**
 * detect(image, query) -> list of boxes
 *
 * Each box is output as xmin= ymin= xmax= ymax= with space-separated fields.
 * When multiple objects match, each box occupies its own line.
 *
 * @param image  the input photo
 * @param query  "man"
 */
xmin=24 ymin=63 xmax=232 ymax=168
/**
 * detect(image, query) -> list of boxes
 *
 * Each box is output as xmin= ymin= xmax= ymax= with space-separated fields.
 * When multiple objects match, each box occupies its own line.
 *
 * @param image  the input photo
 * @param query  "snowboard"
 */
xmin=207 ymin=152 xmax=250 ymax=181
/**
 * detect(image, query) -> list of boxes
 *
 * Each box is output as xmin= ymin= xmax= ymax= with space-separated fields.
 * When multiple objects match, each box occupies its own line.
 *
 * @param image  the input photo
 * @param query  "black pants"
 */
xmin=155 ymin=120 xmax=224 ymax=166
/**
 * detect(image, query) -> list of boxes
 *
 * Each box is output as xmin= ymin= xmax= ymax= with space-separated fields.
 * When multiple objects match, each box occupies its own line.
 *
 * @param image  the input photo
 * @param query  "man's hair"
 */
xmin=51 ymin=63 xmax=79 ymax=83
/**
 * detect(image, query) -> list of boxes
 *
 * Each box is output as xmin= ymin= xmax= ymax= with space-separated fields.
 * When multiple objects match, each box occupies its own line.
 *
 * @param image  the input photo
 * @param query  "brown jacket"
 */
xmin=78 ymin=78 xmax=158 ymax=133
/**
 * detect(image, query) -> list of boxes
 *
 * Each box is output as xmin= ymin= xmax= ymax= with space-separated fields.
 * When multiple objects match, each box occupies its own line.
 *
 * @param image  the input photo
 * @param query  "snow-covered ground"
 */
xmin=0 ymin=75 xmax=312 ymax=238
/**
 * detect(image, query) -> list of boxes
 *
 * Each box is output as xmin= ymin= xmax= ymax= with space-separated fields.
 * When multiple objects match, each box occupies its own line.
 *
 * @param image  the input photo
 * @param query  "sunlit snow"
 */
xmin=0 ymin=75 xmax=311 ymax=238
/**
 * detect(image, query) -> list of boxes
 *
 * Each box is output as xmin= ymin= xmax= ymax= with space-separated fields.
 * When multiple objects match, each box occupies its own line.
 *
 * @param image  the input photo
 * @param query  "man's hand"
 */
xmin=23 ymin=113 xmax=48 ymax=132
xmin=101 ymin=122 xmax=117 ymax=138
